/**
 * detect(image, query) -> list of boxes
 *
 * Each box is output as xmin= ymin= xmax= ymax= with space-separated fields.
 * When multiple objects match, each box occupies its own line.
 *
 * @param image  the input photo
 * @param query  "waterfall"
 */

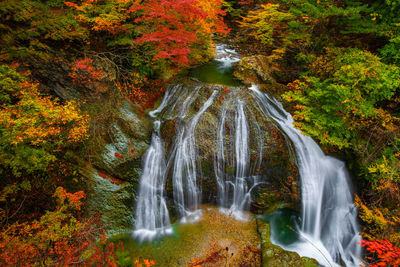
xmin=133 ymin=131 xmax=172 ymax=241
xmin=250 ymin=84 xmax=362 ymax=266
xmin=214 ymin=99 xmax=263 ymax=221
xmin=214 ymin=44 xmax=241 ymax=70
xmin=171 ymin=90 xmax=218 ymax=221
xmin=133 ymin=44 xmax=361 ymax=266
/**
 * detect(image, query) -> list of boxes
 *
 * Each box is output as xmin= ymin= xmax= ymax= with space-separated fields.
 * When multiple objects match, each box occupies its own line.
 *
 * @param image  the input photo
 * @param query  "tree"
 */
xmin=128 ymin=0 xmax=228 ymax=65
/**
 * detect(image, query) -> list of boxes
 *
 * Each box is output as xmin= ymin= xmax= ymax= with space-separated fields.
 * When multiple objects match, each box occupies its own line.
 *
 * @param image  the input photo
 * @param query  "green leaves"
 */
xmin=0 ymin=65 xmax=24 ymax=106
xmin=283 ymin=48 xmax=400 ymax=149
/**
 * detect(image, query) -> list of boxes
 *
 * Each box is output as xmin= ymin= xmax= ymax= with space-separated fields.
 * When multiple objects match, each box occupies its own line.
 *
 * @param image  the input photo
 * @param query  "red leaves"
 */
xmin=0 ymin=187 xmax=100 ymax=266
xmin=128 ymin=0 xmax=228 ymax=65
xmin=362 ymin=239 xmax=400 ymax=267
xmin=69 ymin=57 xmax=108 ymax=93
xmin=97 ymin=171 xmax=126 ymax=185
xmin=114 ymin=152 xmax=124 ymax=159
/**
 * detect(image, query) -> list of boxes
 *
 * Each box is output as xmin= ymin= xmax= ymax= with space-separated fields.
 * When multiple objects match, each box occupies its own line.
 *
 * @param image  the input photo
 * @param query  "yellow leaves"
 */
xmin=92 ymin=16 xmax=123 ymax=33
xmin=368 ymin=157 xmax=390 ymax=175
xmin=195 ymin=0 xmax=228 ymax=36
xmin=355 ymin=194 xmax=395 ymax=229
xmin=355 ymin=194 xmax=400 ymax=244
xmin=0 ymin=80 xmax=89 ymax=148
xmin=268 ymin=47 xmax=286 ymax=60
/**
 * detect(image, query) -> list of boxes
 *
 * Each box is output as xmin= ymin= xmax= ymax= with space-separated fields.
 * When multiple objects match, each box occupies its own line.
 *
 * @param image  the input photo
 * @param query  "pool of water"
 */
xmin=189 ymin=60 xmax=242 ymax=87
xmin=262 ymin=208 xmax=300 ymax=246
xmin=113 ymin=205 xmax=260 ymax=266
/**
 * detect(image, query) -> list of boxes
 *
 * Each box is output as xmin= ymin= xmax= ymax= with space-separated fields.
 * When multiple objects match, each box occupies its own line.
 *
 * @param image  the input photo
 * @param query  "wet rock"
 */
xmin=93 ymin=100 xmax=152 ymax=183
xmin=257 ymin=219 xmax=318 ymax=267
xmin=234 ymin=55 xmax=280 ymax=85
xmin=159 ymin=80 xmax=300 ymax=211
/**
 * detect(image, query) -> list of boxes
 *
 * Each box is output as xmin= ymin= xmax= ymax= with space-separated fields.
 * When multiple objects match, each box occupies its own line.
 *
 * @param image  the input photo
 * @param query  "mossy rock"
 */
xmin=257 ymin=219 xmax=318 ymax=267
xmin=81 ymin=167 xmax=136 ymax=235
xmin=87 ymin=100 xmax=152 ymax=183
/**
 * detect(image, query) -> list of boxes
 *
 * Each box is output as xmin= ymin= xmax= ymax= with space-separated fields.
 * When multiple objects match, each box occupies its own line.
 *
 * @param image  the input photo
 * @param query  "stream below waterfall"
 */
xmin=124 ymin=43 xmax=362 ymax=266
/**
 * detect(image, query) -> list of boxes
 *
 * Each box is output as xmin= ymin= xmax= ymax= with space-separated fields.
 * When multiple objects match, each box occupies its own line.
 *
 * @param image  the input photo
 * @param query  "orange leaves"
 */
xmin=54 ymin=186 xmax=86 ymax=211
xmin=134 ymin=258 xmax=156 ymax=267
xmin=64 ymin=1 xmax=80 ymax=10
xmin=0 ymin=187 xmax=99 ymax=266
xmin=92 ymin=17 xmax=124 ymax=33
xmin=0 ymin=79 xmax=89 ymax=148
xmin=64 ymin=0 xmax=136 ymax=34
xmin=115 ymin=72 xmax=148 ymax=102
xmin=117 ymin=74 xmax=167 ymax=112
xmin=0 ymin=186 xmax=154 ymax=266
xmin=354 ymin=194 xmax=400 ymax=246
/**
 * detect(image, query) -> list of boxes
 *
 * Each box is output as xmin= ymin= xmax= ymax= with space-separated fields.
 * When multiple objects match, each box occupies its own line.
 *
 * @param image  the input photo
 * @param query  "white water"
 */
xmin=214 ymin=44 xmax=241 ymax=70
xmin=213 ymin=99 xmax=264 ymax=221
xmin=133 ymin=131 xmax=172 ymax=241
xmin=171 ymin=90 xmax=218 ymax=218
xmin=133 ymin=44 xmax=361 ymax=266
xmin=250 ymin=84 xmax=362 ymax=266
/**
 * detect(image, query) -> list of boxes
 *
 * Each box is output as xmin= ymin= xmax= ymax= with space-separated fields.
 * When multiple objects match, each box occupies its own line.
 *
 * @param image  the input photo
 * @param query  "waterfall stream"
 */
xmin=250 ymin=85 xmax=362 ymax=266
xmin=133 ymin=44 xmax=362 ymax=266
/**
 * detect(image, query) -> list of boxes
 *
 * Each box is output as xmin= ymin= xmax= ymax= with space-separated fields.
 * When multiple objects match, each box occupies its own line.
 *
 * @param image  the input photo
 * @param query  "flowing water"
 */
xmin=250 ymin=86 xmax=362 ymax=266
xmin=133 ymin=44 xmax=362 ymax=266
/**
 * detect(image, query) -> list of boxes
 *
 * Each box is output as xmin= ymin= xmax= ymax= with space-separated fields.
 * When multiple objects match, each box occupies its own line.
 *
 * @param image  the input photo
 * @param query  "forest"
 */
xmin=0 ymin=0 xmax=399 ymax=266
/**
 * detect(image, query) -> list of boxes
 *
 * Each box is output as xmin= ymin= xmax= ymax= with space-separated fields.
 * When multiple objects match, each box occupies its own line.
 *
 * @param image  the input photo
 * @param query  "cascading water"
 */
xmin=133 ymin=130 xmax=172 ymax=241
xmin=133 ymin=44 xmax=361 ymax=266
xmin=250 ymin=85 xmax=362 ymax=266
xmin=214 ymin=99 xmax=264 ymax=221
xmin=171 ymin=90 xmax=218 ymax=220
xmin=214 ymin=44 xmax=241 ymax=69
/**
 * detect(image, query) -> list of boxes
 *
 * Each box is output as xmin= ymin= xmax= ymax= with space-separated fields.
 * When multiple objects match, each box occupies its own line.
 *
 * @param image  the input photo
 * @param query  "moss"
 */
xmin=114 ymin=206 xmax=261 ymax=266
xmin=81 ymin=167 xmax=135 ymax=235
xmin=256 ymin=219 xmax=318 ymax=267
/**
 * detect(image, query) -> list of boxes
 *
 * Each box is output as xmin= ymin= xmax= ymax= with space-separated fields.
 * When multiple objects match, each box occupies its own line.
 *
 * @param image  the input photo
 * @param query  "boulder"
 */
xmin=234 ymin=55 xmax=280 ymax=85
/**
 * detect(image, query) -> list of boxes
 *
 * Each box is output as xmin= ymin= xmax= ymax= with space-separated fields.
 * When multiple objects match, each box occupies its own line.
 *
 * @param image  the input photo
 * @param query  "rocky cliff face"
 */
xmin=80 ymin=99 xmax=152 ymax=234
xmin=39 ymin=61 xmax=153 ymax=234
xmin=41 ymin=55 xmax=301 ymax=233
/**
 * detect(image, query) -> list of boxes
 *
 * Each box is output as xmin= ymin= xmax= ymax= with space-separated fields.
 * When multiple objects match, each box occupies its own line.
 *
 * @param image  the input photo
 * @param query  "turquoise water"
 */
xmin=189 ymin=60 xmax=242 ymax=87
xmin=263 ymin=208 xmax=300 ymax=246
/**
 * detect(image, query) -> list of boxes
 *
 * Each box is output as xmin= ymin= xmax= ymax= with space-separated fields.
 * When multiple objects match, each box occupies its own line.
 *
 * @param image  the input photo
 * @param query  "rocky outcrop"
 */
xmin=234 ymin=55 xmax=277 ymax=84
xmin=82 ymin=99 xmax=152 ymax=233
xmin=233 ymin=55 xmax=288 ymax=98
xmin=158 ymin=79 xmax=299 ymax=209
xmin=80 ymin=167 xmax=136 ymax=235
xmin=36 ymin=60 xmax=154 ymax=233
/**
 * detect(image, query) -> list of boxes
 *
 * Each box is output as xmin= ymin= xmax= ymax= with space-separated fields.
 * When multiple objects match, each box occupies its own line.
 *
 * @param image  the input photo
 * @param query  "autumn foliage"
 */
xmin=0 ymin=186 xmax=155 ymax=266
xmin=361 ymin=239 xmax=400 ymax=267
xmin=0 ymin=0 xmax=229 ymax=265
xmin=129 ymin=0 xmax=228 ymax=65
xmin=0 ymin=187 xmax=94 ymax=266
